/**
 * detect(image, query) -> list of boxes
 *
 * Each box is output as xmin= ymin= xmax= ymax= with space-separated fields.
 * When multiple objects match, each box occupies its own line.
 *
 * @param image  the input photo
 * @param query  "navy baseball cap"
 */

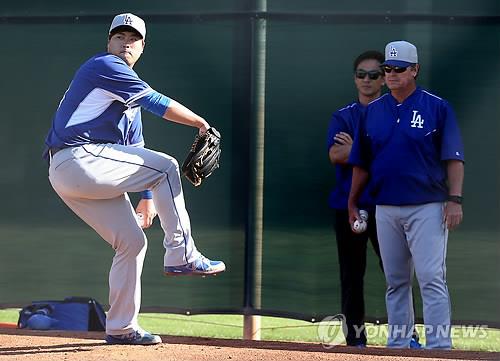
xmin=383 ymin=41 xmax=418 ymax=67
xmin=109 ymin=13 xmax=146 ymax=39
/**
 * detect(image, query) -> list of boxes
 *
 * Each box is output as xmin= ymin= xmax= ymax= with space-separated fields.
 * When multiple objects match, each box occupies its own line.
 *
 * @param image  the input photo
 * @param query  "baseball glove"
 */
xmin=181 ymin=127 xmax=221 ymax=187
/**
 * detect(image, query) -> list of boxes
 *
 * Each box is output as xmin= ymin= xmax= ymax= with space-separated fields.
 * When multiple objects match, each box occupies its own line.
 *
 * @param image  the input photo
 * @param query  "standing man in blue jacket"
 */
xmin=348 ymin=40 xmax=464 ymax=349
xmin=327 ymin=50 xmax=386 ymax=347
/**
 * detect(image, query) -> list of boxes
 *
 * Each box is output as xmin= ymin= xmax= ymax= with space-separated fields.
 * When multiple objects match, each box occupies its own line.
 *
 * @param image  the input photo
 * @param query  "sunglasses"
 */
xmin=355 ymin=69 xmax=383 ymax=80
xmin=382 ymin=65 xmax=409 ymax=74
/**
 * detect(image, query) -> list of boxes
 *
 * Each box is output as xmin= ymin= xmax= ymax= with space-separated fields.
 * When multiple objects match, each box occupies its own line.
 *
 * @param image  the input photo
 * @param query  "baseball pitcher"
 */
xmin=43 ymin=13 xmax=225 ymax=345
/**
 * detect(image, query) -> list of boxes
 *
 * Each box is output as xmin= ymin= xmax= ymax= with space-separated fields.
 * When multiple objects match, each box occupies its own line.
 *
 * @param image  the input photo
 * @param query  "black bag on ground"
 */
xmin=18 ymin=296 xmax=106 ymax=331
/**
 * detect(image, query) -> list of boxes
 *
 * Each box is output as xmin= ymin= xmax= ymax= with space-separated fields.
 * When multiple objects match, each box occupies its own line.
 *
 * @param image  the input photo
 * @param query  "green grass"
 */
xmin=1 ymin=309 xmax=499 ymax=352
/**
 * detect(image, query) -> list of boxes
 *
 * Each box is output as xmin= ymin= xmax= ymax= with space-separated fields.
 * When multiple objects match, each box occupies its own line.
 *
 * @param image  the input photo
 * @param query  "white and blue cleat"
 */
xmin=164 ymin=255 xmax=225 ymax=276
xmin=105 ymin=330 xmax=162 ymax=345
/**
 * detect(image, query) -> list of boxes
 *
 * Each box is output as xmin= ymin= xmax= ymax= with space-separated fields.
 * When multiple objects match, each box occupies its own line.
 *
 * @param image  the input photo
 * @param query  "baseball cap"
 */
xmin=109 ymin=13 xmax=146 ymax=39
xmin=383 ymin=41 xmax=418 ymax=67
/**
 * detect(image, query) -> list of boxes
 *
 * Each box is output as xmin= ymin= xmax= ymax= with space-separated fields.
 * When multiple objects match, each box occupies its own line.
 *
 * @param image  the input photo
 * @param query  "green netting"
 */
xmin=0 ymin=20 xmax=246 ymax=312
xmin=261 ymin=19 xmax=500 ymax=324
xmin=0 ymin=3 xmax=499 ymax=328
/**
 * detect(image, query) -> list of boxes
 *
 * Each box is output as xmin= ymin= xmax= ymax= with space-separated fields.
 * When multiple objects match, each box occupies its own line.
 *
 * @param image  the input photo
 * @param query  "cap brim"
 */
xmin=382 ymin=60 xmax=414 ymax=67
xmin=109 ymin=25 xmax=144 ymax=39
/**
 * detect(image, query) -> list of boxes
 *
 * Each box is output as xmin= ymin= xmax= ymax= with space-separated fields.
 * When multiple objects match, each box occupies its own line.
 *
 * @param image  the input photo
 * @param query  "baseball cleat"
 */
xmin=164 ymin=255 xmax=226 ymax=276
xmin=105 ymin=330 xmax=162 ymax=345
xmin=409 ymin=336 xmax=422 ymax=349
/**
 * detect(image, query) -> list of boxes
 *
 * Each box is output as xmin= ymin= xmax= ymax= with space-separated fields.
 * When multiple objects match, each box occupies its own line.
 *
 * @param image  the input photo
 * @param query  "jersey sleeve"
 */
xmin=440 ymin=101 xmax=465 ymax=162
xmin=136 ymin=90 xmax=171 ymax=117
xmin=348 ymin=110 xmax=371 ymax=170
xmin=92 ymin=55 xmax=153 ymax=105
xmin=326 ymin=111 xmax=349 ymax=151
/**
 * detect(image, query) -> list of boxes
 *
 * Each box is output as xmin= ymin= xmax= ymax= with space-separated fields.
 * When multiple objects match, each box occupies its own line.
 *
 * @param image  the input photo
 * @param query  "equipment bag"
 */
xmin=18 ymin=296 xmax=106 ymax=331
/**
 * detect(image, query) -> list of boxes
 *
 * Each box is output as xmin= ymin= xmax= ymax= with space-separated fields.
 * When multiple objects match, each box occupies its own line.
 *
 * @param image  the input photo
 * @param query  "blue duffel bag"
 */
xmin=17 ymin=296 xmax=106 ymax=331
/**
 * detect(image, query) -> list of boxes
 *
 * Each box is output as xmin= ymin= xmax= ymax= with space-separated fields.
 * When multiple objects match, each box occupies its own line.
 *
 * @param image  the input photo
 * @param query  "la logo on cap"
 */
xmin=124 ymin=15 xmax=133 ymax=25
xmin=389 ymin=46 xmax=398 ymax=57
xmin=109 ymin=13 xmax=146 ymax=39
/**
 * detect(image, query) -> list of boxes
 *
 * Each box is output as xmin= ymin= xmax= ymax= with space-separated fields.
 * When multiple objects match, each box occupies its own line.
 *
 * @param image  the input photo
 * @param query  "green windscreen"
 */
xmin=0 ymin=1 xmax=498 ymax=327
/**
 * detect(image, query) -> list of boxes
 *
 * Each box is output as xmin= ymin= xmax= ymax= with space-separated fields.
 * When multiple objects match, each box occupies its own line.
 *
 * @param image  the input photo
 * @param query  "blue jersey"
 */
xmin=349 ymin=87 xmax=464 ymax=205
xmin=44 ymin=53 xmax=170 ymax=156
xmin=326 ymin=102 xmax=375 ymax=210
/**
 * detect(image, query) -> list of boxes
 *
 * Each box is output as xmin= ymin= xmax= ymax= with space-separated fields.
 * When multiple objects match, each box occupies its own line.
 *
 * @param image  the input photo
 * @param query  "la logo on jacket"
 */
xmin=411 ymin=110 xmax=424 ymax=128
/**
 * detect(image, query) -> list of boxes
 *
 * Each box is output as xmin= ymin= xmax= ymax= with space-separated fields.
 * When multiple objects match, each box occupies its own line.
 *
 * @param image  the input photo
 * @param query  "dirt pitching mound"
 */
xmin=0 ymin=329 xmax=498 ymax=361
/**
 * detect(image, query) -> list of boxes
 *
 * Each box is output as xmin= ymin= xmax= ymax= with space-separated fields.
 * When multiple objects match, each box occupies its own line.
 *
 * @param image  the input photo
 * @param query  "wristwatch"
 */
xmin=447 ymin=195 xmax=463 ymax=204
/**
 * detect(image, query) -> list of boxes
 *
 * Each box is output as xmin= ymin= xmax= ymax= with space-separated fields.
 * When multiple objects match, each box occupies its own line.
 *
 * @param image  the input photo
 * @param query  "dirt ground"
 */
xmin=0 ymin=329 xmax=499 ymax=361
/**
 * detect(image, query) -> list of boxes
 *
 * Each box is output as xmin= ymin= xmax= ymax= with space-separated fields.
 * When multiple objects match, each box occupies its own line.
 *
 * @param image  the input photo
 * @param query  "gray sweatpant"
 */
xmin=48 ymin=143 xmax=201 ymax=335
xmin=376 ymin=203 xmax=451 ymax=349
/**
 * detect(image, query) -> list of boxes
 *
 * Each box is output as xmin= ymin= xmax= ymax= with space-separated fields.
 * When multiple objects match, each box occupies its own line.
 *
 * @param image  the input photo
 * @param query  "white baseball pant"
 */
xmin=48 ymin=143 xmax=201 ymax=335
xmin=376 ymin=203 xmax=451 ymax=349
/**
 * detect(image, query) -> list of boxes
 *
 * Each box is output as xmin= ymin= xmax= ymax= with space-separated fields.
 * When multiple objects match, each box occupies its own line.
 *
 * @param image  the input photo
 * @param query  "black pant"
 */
xmin=334 ymin=209 xmax=382 ymax=346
